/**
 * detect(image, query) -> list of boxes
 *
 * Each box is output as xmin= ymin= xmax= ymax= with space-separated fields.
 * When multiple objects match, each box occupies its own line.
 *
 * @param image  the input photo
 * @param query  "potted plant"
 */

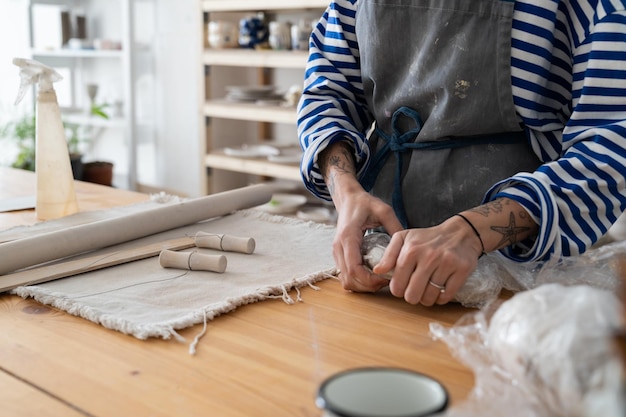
xmin=1 ymin=115 xmax=84 ymax=179
xmin=79 ymin=102 xmax=115 ymax=186
xmin=65 ymin=122 xmax=85 ymax=180
xmin=1 ymin=102 xmax=112 ymax=183
xmin=0 ymin=114 xmax=36 ymax=171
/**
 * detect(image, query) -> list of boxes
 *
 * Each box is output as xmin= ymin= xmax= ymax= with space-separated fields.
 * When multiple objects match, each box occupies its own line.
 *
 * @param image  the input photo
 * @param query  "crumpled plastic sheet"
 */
xmin=429 ymin=283 xmax=624 ymax=417
xmin=362 ymin=232 xmax=624 ymax=308
xmin=431 ymin=241 xmax=626 ymax=417
xmin=362 ymin=233 xmax=625 ymax=416
xmin=455 ymin=240 xmax=623 ymax=308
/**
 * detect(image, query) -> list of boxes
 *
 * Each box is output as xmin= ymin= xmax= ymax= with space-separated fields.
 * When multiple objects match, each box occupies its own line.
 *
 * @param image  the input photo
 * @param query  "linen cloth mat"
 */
xmin=6 ymin=209 xmax=337 ymax=342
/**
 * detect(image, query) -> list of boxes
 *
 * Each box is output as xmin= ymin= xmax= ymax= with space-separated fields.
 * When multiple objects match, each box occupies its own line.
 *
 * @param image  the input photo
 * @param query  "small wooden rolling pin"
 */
xmin=194 ymin=232 xmax=255 ymax=254
xmin=159 ymin=250 xmax=227 ymax=273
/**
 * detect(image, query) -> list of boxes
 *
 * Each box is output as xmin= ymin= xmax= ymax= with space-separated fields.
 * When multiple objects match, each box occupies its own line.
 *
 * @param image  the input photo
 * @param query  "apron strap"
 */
xmin=360 ymin=106 xmax=527 ymax=228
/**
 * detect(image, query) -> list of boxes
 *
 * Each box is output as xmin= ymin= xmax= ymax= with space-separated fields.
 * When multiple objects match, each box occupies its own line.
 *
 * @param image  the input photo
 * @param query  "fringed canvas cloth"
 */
xmin=2 ymin=206 xmax=337 ymax=351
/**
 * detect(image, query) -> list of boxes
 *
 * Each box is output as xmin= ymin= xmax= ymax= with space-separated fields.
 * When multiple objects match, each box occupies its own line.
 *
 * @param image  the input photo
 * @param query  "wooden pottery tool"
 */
xmin=0 ymin=237 xmax=196 ymax=292
xmin=159 ymin=249 xmax=227 ymax=273
xmin=194 ymin=231 xmax=255 ymax=254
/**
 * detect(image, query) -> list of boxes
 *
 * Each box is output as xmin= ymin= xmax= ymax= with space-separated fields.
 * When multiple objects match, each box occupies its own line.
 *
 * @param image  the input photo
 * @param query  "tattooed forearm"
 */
xmin=326 ymin=155 xmax=354 ymax=198
xmin=465 ymin=198 xmax=538 ymax=251
xmin=318 ymin=141 xmax=357 ymax=199
xmin=491 ymin=212 xmax=532 ymax=248
xmin=326 ymin=154 xmax=355 ymax=175
xmin=319 ymin=142 xmax=356 ymax=179
xmin=470 ymin=199 xmax=508 ymax=217
xmin=327 ymin=171 xmax=337 ymax=196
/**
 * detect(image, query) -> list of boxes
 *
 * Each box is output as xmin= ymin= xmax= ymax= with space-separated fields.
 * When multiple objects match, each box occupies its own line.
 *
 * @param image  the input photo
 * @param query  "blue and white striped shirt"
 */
xmin=298 ymin=0 xmax=626 ymax=262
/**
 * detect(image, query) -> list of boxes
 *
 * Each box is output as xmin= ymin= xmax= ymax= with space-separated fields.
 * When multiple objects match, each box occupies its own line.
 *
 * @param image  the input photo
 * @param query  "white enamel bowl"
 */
xmin=317 ymin=367 xmax=449 ymax=417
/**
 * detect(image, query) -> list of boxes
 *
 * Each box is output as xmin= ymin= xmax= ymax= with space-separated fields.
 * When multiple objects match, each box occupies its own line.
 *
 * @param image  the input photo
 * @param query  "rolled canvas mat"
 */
xmin=0 ymin=184 xmax=273 ymax=276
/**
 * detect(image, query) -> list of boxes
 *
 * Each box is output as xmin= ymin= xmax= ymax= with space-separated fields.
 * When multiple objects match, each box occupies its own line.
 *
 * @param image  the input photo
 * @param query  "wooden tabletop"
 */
xmin=0 ymin=167 xmax=475 ymax=417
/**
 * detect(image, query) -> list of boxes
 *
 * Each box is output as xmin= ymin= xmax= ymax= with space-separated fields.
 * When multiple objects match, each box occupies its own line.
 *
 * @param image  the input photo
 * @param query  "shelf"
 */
xmin=205 ymin=151 xmax=301 ymax=181
xmin=204 ymin=100 xmax=297 ymax=124
xmin=202 ymin=1 xmax=326 ymax=193
xmin=63 ymin=113 xmax=126 ymax=128
xmin=203 ymin=49 xmax=308 ymax=69
xmin=31 ymin=49 xmax=124 ymax=59
xmin=26 ymin=0 xmax=155 ymax=191
xmin=202 ymin=0 xmax=329 ymax=12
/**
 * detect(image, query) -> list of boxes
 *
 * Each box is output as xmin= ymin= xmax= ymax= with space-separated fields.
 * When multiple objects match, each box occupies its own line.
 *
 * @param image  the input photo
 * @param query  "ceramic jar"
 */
xmin=268 ymin=21 xmax=291 ymax=50
xmin=290 ymin=19 xmax=311 ymax=51
xmin=207 ymin=21 xmax=238 ymax=49
xmin=238 ymin=15 xmax=268 ymax=49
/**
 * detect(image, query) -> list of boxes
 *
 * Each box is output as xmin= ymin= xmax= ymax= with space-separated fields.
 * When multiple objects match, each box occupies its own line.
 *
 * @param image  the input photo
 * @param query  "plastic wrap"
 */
xmin=429 ymin=283 xmax=624 ymax=417
xmin=361 ymin=231 xmax=392 ymax=278
xmin=361 ymin=233 xmax=625 ymax=416
xmin=361 ymin=232 xmax=625 ymax=307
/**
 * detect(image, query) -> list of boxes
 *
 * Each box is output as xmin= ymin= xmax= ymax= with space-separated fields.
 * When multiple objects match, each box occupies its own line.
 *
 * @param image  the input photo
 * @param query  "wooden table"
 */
xmin=0 ymin=167 xmax=474 ymax=417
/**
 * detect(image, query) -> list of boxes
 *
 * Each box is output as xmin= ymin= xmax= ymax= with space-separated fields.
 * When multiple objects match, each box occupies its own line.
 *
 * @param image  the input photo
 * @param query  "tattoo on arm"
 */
xmin=319 ymin=142 xmax=357 ymax=197
xmin=327 ymin=153 xmax=354 ymax=175
xmin=490 ymin=212 xmax=531 ymax=248
xmin=320 ymin=150 xmax=356 ymax=196
xmin=470 ymin=199 xmax=508 ymax=217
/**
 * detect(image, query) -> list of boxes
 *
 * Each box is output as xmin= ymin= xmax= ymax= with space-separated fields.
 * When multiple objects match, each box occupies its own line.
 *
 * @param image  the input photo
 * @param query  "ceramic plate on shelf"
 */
xmin=255 ymin=98 xmax=285 ymax=106
xmin=267 ymin=147 xmax=302 ymax=164
xmin=225 ymin=85 xmax=277 ymax=102
xmin=225 ymin=85 xmax=276 ymax=95
xmin=255 ymin=193 xmax=307 ymax=214
xmin=223 ymin=145 xmax=280 ymax=158
xmin=267 ymin=153 xmax=302 ymax=164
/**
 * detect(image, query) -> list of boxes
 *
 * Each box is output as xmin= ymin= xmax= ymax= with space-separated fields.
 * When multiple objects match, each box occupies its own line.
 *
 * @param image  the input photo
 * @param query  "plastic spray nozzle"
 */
xmin=13 ymin=57 xmax=63 ymax=105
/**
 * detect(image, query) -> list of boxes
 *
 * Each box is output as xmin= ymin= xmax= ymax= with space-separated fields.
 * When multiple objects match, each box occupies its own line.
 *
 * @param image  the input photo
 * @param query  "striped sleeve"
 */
xmin=486 ymin=0 xmax=626 ymax=261
xmin=297 ymin=0 xmax=373 ymax=201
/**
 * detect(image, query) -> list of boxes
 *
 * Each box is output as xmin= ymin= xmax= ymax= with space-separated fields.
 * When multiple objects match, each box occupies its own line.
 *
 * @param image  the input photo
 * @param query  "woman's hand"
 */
xmin=332 ymin=186 xmax=403 ymax=292
xmin=319 ymin=141 xmax=403 ymax=292
xmin=373 ymin=215 xmax=481 ymax=306
xmin=373 ymin=199 xmax=539 ymax=306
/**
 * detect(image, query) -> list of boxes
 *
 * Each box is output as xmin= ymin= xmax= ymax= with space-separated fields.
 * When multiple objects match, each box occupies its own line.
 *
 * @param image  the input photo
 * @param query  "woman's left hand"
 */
xmin=372 ymin=215 xmax=482 ymax=306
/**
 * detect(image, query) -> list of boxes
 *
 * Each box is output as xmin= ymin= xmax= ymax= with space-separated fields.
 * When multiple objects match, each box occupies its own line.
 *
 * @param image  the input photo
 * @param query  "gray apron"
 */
xmin=356 ymin=0 xmax=541 ymax=228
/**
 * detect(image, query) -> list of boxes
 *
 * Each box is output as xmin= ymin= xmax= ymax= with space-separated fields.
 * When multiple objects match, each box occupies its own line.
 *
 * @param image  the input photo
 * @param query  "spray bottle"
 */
xmin=13 ymin=57 xmax=79 ymax=220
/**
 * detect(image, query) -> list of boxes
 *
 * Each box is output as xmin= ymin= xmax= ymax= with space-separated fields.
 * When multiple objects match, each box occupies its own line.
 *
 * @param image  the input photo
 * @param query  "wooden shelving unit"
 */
xmin=204 ymin=151 xmax=302 ymax=182
xmin=202 ymin=0 xmax=329 ymax=13
xmin=202 ymin=49 xmax=308 ymax=68
xmin=203 ymin=100 xmax=297 ymax=124
xmin=31 ymin=49 xmax=124 ymax=59
xmin=201 ymin=0 xmax=326 ymax=193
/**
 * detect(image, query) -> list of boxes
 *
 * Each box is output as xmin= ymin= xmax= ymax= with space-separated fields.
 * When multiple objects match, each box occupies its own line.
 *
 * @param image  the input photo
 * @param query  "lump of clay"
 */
xmin=361 ymin=231 xmax=392 ymax=278
xmin=486 ymin=283 xmax=622 ymax=416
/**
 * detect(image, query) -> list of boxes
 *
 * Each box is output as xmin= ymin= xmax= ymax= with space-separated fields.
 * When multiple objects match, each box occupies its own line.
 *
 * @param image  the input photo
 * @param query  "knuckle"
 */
xmin=404 ymin=291 xmax=421 ymax=305
xmin=437 ymin=291 xmax=452 ymax=305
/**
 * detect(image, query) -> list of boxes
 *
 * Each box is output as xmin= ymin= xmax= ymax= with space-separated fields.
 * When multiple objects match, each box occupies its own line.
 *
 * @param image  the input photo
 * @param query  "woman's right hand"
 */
xmin=319 ymin=141 xmax=403 ymax=292
xmin=333 ymin=184 xmax=403 ymax=292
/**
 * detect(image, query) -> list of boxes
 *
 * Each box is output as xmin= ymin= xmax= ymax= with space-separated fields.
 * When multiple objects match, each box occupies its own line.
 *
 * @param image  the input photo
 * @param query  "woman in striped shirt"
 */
xmin=297 ymin=0 xmax=626 ymax=305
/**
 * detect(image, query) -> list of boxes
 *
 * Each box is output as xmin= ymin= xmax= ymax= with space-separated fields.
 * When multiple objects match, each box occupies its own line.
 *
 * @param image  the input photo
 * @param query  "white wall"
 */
xmin=0 ymin=0 xmax=31 ymax=167
xmin=150 ymin=0 xmax=204 ymax=197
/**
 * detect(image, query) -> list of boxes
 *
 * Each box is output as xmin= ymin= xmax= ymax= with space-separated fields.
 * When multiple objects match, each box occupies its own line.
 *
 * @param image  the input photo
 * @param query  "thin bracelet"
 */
xmin=455 ymin=213 xmax=487 ymax=258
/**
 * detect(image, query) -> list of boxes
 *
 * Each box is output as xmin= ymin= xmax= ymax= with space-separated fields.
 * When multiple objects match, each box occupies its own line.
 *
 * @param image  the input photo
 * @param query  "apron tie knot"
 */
xmin=384 ymin=107 xmax=424 ymax=152
xmin=360 ymin=106 xmax=424 ymax=228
